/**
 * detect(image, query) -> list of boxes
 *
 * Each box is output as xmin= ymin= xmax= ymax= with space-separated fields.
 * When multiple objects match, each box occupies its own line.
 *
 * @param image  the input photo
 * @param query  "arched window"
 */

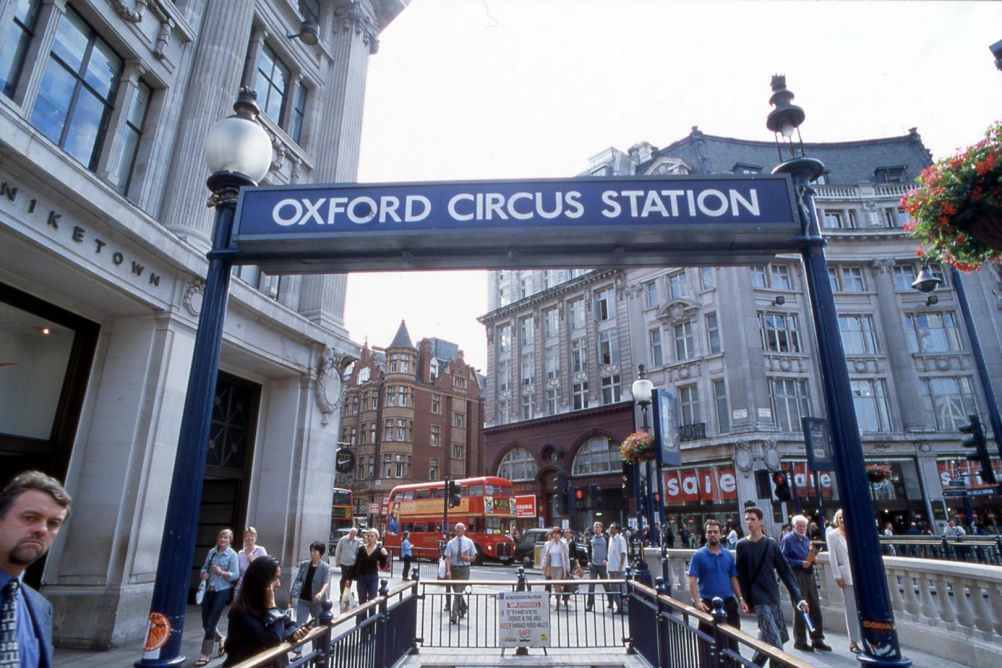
xmin=571 ymin=436 xmax=619 ymax=476
xmin=497 ymin=447 xmax=538 ymax=482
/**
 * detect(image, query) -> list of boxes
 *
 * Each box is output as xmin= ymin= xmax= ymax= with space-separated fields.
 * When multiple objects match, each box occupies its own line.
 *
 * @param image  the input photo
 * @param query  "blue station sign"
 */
xmin=231 ymin=175 xmax=803 ymax=272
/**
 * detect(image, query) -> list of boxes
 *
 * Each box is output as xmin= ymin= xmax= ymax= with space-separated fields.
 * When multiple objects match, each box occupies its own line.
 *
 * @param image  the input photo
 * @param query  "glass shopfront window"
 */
xmin=0 ymin=303 xmax=74 ymax=440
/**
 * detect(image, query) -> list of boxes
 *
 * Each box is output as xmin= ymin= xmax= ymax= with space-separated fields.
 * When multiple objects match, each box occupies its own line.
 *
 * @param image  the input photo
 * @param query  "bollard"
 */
xmin=317 ymin=598 xmax=334 ymax=661
xmin=516 ymin=566 xmax=527 ymax=592
xmin=711 ymin=596 xmax=728 ymax=664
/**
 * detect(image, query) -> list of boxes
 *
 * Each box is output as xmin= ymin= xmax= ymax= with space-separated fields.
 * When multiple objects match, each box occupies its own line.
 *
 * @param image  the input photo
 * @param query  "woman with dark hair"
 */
xmin=223 ymin=556 xmax=308 ymax=667
xmin=289 ymin=541 xmax=332 ymax=625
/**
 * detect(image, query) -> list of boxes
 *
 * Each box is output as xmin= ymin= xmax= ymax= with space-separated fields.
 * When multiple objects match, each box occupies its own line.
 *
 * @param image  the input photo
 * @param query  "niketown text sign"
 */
xmin=231 ymin=175 xmax=803 ymax=272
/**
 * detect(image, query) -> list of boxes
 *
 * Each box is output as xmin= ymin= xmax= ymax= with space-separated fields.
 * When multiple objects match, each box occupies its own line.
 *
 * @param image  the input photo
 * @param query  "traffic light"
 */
xmin=622 ymin=461 xmax=635 ymax=498
xmin=554 ymin=471 xmax=568 ymax=495
xmin=773 ymin=471 xmax=792 ymax=501
xmin=960 ymin=415 xmax=997 ymax=484
xmin=590 ymin=484 xmax=603 ymax=507
xmin=448 ymin=480 xmax=462 ymax=507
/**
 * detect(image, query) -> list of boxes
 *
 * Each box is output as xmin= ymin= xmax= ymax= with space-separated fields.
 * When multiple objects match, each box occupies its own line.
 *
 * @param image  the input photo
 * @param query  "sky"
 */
xmin=344 ymin=0 xmax=1002 ymax=372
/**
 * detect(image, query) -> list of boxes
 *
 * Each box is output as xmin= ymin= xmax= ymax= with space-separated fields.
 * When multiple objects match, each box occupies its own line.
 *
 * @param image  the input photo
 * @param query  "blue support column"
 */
xmin=777 ymin=156 xmax=910 ymax=666
xmin=136 ymin=187 xmax=245 ymax=667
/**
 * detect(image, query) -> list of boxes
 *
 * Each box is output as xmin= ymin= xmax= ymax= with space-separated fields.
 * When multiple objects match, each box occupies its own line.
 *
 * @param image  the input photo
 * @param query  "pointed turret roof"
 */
xmin=389 ymin=320 xmax=413 ymax=349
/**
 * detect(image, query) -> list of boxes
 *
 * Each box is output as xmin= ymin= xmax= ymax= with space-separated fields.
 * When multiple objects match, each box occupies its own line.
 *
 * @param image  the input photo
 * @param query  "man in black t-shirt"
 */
xmin=735 ymin=507 xmax=807 ymax=666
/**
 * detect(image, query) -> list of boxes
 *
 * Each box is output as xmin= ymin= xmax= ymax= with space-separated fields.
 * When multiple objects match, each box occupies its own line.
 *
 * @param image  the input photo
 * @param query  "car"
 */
xmin=513 ymin=528 xmax=552 ymax=568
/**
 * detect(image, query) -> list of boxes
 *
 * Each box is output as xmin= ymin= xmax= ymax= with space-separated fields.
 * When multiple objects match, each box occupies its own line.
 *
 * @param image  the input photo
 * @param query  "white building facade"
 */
xmin=481 ymin=127 xmax=1002 ymax=537
xmin=0 ymin=0 xmax=407 ymax=649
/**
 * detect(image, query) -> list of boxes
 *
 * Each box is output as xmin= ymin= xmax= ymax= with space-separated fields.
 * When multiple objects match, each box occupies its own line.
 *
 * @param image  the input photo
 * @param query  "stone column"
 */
xmin=298 ymin=0 xmax=382 ymax=332
xmin=159 ymin=0 xmax=257 ymax=250
xmin=871 ymin=258 xmax=928 ymax=431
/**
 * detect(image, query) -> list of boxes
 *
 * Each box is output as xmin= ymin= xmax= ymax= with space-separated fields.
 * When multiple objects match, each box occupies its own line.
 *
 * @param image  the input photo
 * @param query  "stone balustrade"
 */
xmin=644 ymin=547 xmax=1002 ymax=666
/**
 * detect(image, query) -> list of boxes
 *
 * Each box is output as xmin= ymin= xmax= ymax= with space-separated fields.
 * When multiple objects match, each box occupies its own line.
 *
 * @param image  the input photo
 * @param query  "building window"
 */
xmin=395 ymin=455 xmax=407 ymax=478
xmin=713 ymin=380 xmax=729 ymax=434
xmin=679 ymin=384 xmax=700 ymax=426
xmin=398 ymin=387 xmax=410 ymax=407
xmin=770 ymin=264 xmax=792 ymax=290
xmin=700 ymin=267 xmax=715 ymax=291
xmin=1 ymin=0 xmax=40 ymax=98
xmin=668 ymin=271 xmax=688 ymax=299
xmin=893 ymin=264 xmax=917 ymax=292
xmin=520 ymin=393 xmax=533 ymax=420
xmin=769 ymin=378 xmax=810 ymax=431
xmin=252 ymin=42 xmax=306 ymax=142
xmin=571 ymin=436 xmax=619 ymax=476
xmin=545 ymin=344 xmax=560 ymax=380
xmin=542 ymin=270 xmax=553 ymax=290
xmin=429 ymin=457 xmax=439 ymax=480
xmin=595 ymin=287 xmax=614 ymax=321
xmin=368 ymin=423 xmax=376 ymax=444
xmin=822 ymin=211 xmax=844 ymax=229
xmin=875 ymin=166 xmax=906 ymax=183
xmin=383 ymin=454 xmax=393 ymax=478
xmin=706 ymin=313 xmax=721 ymax=355
xmin=521 ymin=353 xmax=534 ymax=386
xmin=838 ymin=315 xmax=879 ymax=354
xmin=431 ymin=394 xmax=442 ymax=414
xmin=430 ymin=424 xmax=441 ymax=447
xmin=30 ymin=9 xmax=123 ymax=171
xmin=498 ymin=324 xmax=511 ymax=353
xmin=851 ymin=379 xmax=893 ymax=432
xmin=905 ymin=312 xmax=961 ymax=353
xmin=519 ymin=276 xmax=530 ymax=299
xmin=645 ymin=281 xmax=659 ymax=308
xmin=571 ymin=338 xmax=587 ymax=373
xmin=829 ymin=265 xmax=866 ymax=292
xmin=572 ymin=382 xmax=589 ymax=410
xmin=920 ymin=376 xmax=977 ymax=430
xmin=598 ymin=330 xmax=619 ymax=365
xmin=546 ymin=388 xmax=559 ymax=415
xmin=520 ymin=316 xmax=534 ymax=346
xmin=385 ymin=386 xmax=396 ymax=407
xmin=498 ymin=360 xmax=511 ymax=393
xmin=453 ymin=412 xmax=465 ymax=428
xmin=649 ymin=329 xmax=663 ymax=367
xmin=113 ymin=79 xmax=151 ymax=194
xmin=351 ymin=396 xmax=359 ymax=415
xmin=673 ymin=321 xmax=694 ymax=361
xmin=497 ymin=399 xmax=509 ymax=424
xmin=497 ymin=447 xmax=538 ymax=482
xmin=384 ymin=419 xmax=393 ymax=441
xmin=569 ymin=299 xmax=586 ymax=330
xmin=600 ymin=374 xmax=621 ymax=404
xmin=396 ymin=419 xmax=409 ymax=441
xmin=749 ymin=265 xmax=768 ymax=288
xmin=453 ymin=443 xmax=465 ymax=460
xmin=298 ymin=0 xmax=321 ymax=23
xmin=759 ymin=312 xmax=801 ymax=353
xmin=544 ymin=308 xmax=559 ymax=338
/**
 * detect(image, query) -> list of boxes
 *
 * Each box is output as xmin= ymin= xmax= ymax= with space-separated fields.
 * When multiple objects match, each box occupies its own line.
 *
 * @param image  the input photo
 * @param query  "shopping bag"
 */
xmin=340 ymin=586 xmax=355 ymax=611
xmin=438 ymin=558 xmax=447 ymax=579
xmin=195 ymin=581 xmax=206 ymax=605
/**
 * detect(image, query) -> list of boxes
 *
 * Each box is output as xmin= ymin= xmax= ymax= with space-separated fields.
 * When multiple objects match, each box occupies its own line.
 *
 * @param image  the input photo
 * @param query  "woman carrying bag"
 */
xmin=197 ymin=529 xmax=239 ymax=666
xmin=289 ymin=541 xmax=331 ymax=624
xmin=540 ymin=527 xmax=570 ymax=609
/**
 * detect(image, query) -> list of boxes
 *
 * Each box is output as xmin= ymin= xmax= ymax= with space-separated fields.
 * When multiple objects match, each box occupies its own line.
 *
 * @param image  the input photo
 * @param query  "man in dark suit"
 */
xmin=0 ymin=471 xmax=72 ymax=668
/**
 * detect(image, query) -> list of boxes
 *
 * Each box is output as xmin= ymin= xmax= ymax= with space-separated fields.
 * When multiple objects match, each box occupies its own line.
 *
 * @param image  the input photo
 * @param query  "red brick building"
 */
xmin=339 ymin=322 xmax=484 ymax=526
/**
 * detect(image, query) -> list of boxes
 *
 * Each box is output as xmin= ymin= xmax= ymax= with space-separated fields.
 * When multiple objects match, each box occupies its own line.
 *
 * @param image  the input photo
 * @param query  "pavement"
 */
xmin=52 ymin=563 xmax=973 ymax=667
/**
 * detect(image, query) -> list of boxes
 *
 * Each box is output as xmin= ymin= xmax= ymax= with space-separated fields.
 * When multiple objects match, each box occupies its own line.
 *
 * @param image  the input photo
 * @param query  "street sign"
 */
xmin=966 ymin=487 xmax=998 ymax=498
xmin=653 ymin=389 xmax=681 ymax=466
xmin=230 ymin=175 xmax=803 ymax=272
xmin=335 ymin=448 xmax=356 ymax=474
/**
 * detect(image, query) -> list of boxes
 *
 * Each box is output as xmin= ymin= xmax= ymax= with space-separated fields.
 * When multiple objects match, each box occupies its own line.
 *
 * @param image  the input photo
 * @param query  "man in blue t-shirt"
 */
xmin=687 ymin=518 xmax=747 ymax=635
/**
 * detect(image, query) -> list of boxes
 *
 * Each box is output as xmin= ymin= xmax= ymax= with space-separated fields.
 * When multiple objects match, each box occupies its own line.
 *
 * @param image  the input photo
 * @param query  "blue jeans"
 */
xmin=356 ymin=574 xmax=380 ymax=625
xmin=200 ymin=587 xmax=230 ymax=654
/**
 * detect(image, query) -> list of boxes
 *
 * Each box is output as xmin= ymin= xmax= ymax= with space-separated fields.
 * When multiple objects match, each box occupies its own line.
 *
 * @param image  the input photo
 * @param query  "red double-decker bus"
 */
xmin=381 ymin=476 xmax=517 ymax=564
xmin=329 ymin=487 xmax=353 ymax=542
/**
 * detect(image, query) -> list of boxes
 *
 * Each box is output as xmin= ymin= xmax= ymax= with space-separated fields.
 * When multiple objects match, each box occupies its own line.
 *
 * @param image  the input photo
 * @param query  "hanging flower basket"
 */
xmin=866 ymin=463 xmax=892 ymax=483
xmin=900 ymin=121 xmax=1002 ymax=271
xmin=620 ymin=431 xmax=655 ymax=462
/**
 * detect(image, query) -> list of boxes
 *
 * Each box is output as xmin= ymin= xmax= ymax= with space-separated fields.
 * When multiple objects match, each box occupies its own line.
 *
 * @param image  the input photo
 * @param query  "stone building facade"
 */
xmin=0 ymin=0 xmax=407 ymax=648
xmin=337 ymin=322 xmax=485 ymax=527
xmin=481 ymin=127 xmax=1002 ymax=537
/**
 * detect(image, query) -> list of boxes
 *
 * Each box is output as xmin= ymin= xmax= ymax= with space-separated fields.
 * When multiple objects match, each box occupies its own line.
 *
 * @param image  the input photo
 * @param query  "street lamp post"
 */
xmin=912 ymin=263 xmax=1002 ymax=480
xmin=767 ymin=76 xmax=910 ymax=666
xmin=631 ymin=366 xmax=655 ymax=587
xmin=137 ymin=90 xmax=272 ymax=668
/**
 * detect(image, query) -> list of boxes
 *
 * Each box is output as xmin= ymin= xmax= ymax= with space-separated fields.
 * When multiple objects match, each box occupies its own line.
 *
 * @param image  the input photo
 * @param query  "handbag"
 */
xmin=438 ymin=557 xmax=447 ymax=579
xmin=195 ymin=580 xmax=206 ymax=605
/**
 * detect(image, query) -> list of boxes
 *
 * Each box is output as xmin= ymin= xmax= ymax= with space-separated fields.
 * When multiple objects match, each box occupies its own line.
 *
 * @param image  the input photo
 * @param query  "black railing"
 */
xmin=680 ymin=422 xmax=706 ymax=442
xmin=228 ymin=579 xmax=417 ymax=668
xmin=630 ymin=579 xmax=811 ymax=668
xmin=879 ymin=535 xmax=1002 ymax=565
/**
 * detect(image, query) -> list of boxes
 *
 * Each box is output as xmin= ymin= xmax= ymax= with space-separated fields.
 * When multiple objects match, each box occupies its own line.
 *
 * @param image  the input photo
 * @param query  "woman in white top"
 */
xmin=540 ymin=526 xmax=570 ymax=609
xmin=826 ymin=509 xmax=862 ymax=654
